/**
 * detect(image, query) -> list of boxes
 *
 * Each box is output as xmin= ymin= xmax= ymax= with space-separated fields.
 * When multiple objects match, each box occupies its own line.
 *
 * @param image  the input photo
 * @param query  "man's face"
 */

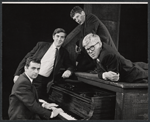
xmin=85 ymin=41 xmax=101 ymax=59
xmin=25 ymin=61 xmax=40 ymax=79
xmin=73 ymin=11 xmax=85 ymax=25
xmin=53 ymin=32 xmax=66 ymax=47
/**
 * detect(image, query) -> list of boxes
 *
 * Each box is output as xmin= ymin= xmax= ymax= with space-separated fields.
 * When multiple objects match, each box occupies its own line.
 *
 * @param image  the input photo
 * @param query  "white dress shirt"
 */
xmin=39 ymin=43 xmax=59 ymax=77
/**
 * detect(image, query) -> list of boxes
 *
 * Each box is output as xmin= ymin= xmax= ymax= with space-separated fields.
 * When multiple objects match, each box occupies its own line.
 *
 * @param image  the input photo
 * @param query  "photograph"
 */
xmin=2 ymin=1 xmax=148 ymax=120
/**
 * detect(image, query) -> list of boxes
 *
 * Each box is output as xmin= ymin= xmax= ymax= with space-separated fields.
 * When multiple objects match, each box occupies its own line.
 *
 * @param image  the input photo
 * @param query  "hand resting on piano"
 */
xmin=39 ymin=99 xmax=63 ymax=118
xmin=39 ymin=99 xmax=76 ymax=120
xmin=51 ymin=107 xmax=77 ymax=120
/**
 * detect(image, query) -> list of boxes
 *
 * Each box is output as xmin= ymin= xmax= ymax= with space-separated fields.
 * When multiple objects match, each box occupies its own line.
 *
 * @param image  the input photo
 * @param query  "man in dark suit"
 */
xmin=13 ymin=28 xmax=74 ymax=100
xmin=82 ymin=33 xmax=148 ymax=83
xmin=8 ymin=57 xmax=64 ymax=120
xmin=64 ymin=6 xmax=117 ymax=72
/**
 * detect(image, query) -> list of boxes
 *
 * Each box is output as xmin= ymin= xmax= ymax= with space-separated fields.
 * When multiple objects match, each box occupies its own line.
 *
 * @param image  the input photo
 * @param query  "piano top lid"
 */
xmin=75 ymin=72 xmax=148 ymax=89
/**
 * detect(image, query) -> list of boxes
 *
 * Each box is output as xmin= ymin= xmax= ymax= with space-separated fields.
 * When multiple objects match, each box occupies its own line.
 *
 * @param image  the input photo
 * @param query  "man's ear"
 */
xmin=81 ymin=11 xmax=85 ymax=16
xmin=52 ymin=35 xmax=55 ymax=40
xmin=24 ymin=66 xmax=27 ymax=71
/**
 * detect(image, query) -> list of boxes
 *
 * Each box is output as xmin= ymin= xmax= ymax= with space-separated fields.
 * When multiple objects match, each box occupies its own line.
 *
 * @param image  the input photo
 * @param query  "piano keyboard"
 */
xmin=48 ymin=82 xmax=116 ymax=120
xmin=59 ymin=112 xmax=77 ymax=120
xmin=51 ymin=106 xmax=76 ymax=120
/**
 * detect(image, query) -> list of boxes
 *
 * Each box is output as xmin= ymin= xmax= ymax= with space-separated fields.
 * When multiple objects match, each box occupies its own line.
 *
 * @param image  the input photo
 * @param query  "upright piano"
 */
xmin=47 ymin=72 xmax=148 ymax=120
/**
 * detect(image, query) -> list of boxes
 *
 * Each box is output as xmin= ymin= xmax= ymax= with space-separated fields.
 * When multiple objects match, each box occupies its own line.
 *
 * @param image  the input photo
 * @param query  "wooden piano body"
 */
xmin=75 ymin=72 xmax=148 ymax=120
xmin=48 ymin=81 xmax=116 ymax=120
xmin=47 ymin=72 xmax=148 ymax=120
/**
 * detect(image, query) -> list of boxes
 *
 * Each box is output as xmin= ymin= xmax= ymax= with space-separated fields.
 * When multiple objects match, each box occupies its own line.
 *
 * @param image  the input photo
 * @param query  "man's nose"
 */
xmin=75 ymin=18 xmax=79 ymax=23
xmin=88 ymin=50 xmax=93 ymax=54
xmin=58 ymin=37 xmax=62 ymax=41
xmin=34 ymin=69 xmax=39 ymax=73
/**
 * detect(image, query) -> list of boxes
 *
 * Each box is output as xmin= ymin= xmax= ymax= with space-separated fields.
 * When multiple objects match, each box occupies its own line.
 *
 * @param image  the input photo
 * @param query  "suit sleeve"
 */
xmin=87 ymin=14 xmax=117 ymax=50
xmin=63 ymin=49 xmax=75 ymax=73
xmin=85 ymin=14 xmax=99 ymax=36
xmin=15 ymin=81 xmax=51 ymax=119
xmin=14 ymin=42 xmax=40 ymax=76
xmin=97 ymin=53 xmax=119 ymax=79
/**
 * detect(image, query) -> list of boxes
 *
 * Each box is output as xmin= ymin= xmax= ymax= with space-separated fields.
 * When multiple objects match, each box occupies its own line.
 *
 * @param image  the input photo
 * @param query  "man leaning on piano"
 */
xmin=82 ymin=33 xmax=148 ymax=83
xmin=8 ymin=25 xmax=148 ymax=120
xmin=8 ymin=28 xmax=76 ymax=120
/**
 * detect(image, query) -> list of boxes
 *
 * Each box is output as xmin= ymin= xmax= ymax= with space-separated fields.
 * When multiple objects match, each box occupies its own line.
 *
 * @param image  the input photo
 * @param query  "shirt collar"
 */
xmin=52 ymin=42 xmax=60 ymax=50
xmin=25 ymin=72 xmax=33 ymax=83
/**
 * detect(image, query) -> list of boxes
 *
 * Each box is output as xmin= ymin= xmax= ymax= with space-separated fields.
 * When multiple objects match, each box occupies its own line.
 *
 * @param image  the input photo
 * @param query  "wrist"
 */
xmin=50 ymin=111 xmax=54 ymax=118
xmin=42 ymin=102 xmax=47 ymax=108
xmin=102 ymin=72 xmax=107 ymax=80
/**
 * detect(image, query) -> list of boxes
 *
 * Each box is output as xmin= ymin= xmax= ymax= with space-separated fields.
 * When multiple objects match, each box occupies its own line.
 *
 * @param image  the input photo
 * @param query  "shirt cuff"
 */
xmin=102 ymin=73 xmax=107 ymax=80
xmin=50 ymin=112 xmax=54 ymax=118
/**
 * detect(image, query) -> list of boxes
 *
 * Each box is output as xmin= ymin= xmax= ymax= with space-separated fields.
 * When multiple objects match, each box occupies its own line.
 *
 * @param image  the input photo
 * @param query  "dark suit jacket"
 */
xmin=97 ymin=43 xmax=148 ymax=83
xmin=8 ymin=73 xmax=52 ymax=120
xmin=65 ymin=13 xmax=117 ymax=50
xmin=14 ymin=42 xmax=74 ymax=79
xmin=81 ymin=14 xmax=117 ymax=50
xmin=64 ymin=13 xmax=117 ymax=72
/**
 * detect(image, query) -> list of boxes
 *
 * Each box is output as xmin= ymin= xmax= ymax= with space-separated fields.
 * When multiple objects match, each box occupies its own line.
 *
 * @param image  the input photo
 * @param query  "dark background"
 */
xmin=2 ymin=4 xmax=147 ymax=119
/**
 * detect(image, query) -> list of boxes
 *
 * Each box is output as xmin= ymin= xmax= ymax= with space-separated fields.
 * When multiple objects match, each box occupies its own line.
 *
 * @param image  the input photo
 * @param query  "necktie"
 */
xmin=47 ymin=48 xmax=59 ymax=93
xmin=96 ymin=58 xmax=106 ymax=72
xmin=53 ymin=48 xmax=59 ymax=69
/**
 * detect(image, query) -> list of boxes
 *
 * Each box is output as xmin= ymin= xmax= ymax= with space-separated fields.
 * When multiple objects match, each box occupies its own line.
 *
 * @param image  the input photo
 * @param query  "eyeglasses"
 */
xmin=85 ymin=42 xmax=99 ymax=53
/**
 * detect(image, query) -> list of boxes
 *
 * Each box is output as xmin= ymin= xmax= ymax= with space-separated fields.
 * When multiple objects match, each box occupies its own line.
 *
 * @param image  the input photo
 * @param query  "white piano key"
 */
xmin=59 ymin=112 xmax=76 ymax=120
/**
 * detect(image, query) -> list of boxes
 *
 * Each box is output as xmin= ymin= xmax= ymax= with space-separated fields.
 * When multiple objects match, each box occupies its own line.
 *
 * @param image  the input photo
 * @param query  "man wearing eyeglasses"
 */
xmin=82 ymin=33 xmax=148 ymax=83
xmin=66 ymin=6 xmax=117 ymax=72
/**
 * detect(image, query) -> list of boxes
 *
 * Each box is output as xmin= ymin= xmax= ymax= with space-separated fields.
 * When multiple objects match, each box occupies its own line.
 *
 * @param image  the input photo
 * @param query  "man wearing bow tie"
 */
xmin=13 ymin=28 xmax=74 ymax=100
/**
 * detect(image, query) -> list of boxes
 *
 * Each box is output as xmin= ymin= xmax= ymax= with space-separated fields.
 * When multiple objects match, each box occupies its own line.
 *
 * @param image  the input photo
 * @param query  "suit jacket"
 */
xmin=8 ymin=73 xmax=52 ymax=120
xmin=64 ymin=13 xmax=117 ymax=50
xmin=81 ymin=14 xmax=117 ymax=50
xmin=64 ymin=13 xmax=117 ymax=72
xmin=14 ymin=42 xmax=74 ymax=79
xmin=97 ymin=43 xmax=148 ymax=83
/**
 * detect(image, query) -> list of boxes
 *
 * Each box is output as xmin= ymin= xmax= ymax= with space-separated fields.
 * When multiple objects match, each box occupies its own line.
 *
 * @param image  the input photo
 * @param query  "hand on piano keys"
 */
xmin=39 ymin=99 xmax=58 ymax=109
xmin=39 ymin=99 xmax=76 ymax=120
xmin=51 ymin=107 xmax=77 ymax=120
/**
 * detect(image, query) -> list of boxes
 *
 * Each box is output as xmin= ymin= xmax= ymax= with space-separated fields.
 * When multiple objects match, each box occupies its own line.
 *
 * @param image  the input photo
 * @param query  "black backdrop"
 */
xmin=2 ymin=4 xmax=147 ymax=119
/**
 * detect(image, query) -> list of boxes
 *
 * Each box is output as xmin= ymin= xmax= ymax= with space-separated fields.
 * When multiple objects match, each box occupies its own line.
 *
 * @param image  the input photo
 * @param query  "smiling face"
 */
xmin=72 ymin=11 xmax=85 ymax=25
xmin=53 ymin=32 xmax=66 ymax=47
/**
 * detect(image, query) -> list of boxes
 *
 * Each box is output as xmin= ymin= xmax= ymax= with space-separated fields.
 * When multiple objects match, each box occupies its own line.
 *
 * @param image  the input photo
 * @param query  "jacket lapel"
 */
xmin=97 ymin=46 xmax=106 ymax=72
xmin=32 ymin=85 xmax=39 ymax=101
xmin=40 ymin=43 xmax=52 ymax=59
xmin=23 ymin=73 xmax=39 ymax=101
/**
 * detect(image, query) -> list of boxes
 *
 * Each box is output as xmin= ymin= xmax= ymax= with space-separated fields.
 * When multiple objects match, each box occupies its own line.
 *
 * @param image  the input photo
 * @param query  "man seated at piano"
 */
xmin=8 ymin=57 xmax=64 ymax=120
xmin=82 ymin=33 xmax=148 ymax=83
xmin=13 ymin=28 xmax=75 ymax=101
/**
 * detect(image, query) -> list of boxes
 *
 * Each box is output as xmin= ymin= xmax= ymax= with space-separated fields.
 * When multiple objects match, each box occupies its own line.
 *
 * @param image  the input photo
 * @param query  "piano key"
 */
xmin=59 ymin=112 xmax=77 ymax=120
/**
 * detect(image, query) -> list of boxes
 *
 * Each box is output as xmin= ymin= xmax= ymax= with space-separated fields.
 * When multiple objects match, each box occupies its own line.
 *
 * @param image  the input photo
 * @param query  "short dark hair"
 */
xmin=52 ymin=28 xmax=66 ymax=37
xmin=25 ymin=57 xmax=41 ymax=67
xmin=70 ymin=6 xmax=83 ymax=18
